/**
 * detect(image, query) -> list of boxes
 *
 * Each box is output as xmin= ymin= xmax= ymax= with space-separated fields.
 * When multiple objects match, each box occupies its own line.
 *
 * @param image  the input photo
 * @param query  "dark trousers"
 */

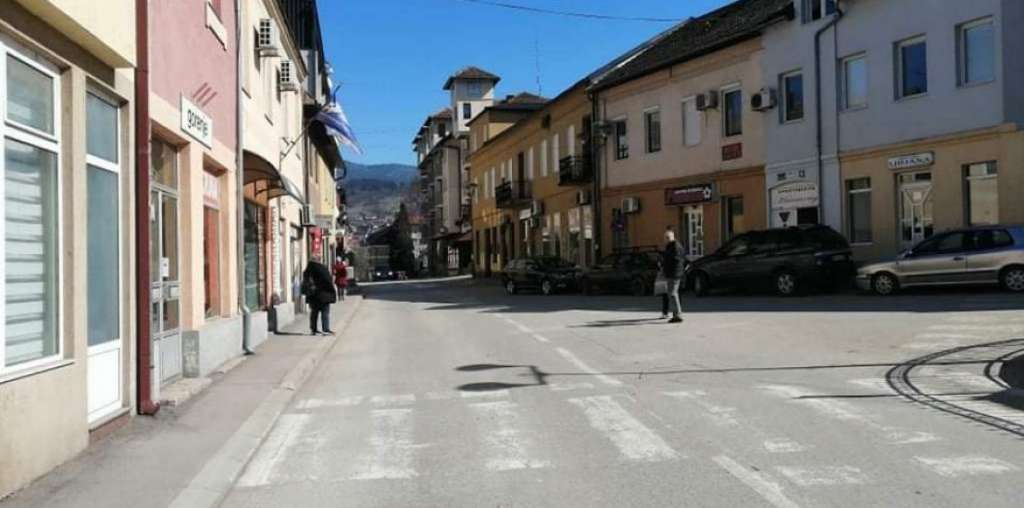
xmin=310 ymin=303 xmax=330 ymax=333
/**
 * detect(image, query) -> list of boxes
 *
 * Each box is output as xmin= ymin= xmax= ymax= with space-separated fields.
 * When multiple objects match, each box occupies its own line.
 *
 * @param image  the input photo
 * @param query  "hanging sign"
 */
xmin=888 ymin=152 xmax=934 ymax=171
xmin=665 ymin=183 xmax=714 ymax=206
xmin=181 ymin=96 xmax=213 ymax=148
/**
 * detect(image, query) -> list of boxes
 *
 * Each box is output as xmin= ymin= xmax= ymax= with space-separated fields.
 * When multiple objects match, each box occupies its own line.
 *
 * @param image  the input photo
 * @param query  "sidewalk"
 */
xmin=1 ymin=296 xmax=362 ymax=508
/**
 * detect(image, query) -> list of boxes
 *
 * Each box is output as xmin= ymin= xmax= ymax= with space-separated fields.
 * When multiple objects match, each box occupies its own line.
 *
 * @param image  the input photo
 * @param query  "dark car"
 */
xmin=502 ymin=257 xmax=581 ymax=295
xmin=685 ymin=225 xmax=854 ymax=297
xmin=579 ymin=250 xmax=661 ymax=296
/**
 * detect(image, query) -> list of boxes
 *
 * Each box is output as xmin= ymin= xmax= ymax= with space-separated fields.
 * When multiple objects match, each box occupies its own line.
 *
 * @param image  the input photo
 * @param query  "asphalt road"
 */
xmin=221 ymin=279 xmax=1024 ymax=508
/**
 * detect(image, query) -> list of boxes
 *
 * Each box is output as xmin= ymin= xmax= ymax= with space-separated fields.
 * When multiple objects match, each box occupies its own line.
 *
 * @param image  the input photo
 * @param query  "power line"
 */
xmin=451 ymin=0 xmax=681 ymax=23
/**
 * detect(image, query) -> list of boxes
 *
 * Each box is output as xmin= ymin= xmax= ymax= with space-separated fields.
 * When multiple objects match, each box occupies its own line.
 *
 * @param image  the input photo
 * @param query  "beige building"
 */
xmin=590 ymin=3 xmax=790 ymax=259
xmin=0 ymin=0 xmax=137 ymax=497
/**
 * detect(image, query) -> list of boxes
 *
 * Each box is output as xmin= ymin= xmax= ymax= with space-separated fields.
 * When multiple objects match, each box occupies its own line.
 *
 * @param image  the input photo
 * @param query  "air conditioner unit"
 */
xmin=751 ymin=87 xmax=777 ymax=111
xmin=695 ymin=90 xmax=719 ymax=111
xmin=576 ymin=189 xmax=592 ymax=206
xmin=301 ymin=204 xmax=314 ymax=226
xmin=257 ymin=18 xmax=281 ymax=57
xmin=622 ymin=197 xmax=641 ymax=214
xmin=278 ymin=60 xmax=298 ymax=93
xmin=530 ymin=200 xmax=545 ymax=216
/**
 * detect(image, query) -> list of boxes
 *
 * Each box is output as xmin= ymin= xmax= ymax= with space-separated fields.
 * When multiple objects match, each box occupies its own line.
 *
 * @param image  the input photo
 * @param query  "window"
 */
xmin=614 ymin=119 xmax=628 ymax=159
xmin=203 ymin=172 xmax=221 ymax=318
xmin=972 ymin=229 xmax=1014 ymax=251
xmin=436 ymin=122 xmax=446 ymax=138
xmin=846 ymin=178 xmax=872 ymax=244
xmin=841 ymin=54 xmax=868 ymax=110
xmin=725 ymin=196 xmax=746 ymax=240
xmin=551 ymin=134 xmax=559 ymax=173
xmin=3 ymin=50 xmax=62 ymax=371
xmin=526 ymin=146 xmax=534 ymax=179
xmin=896 ymin=37 xmax=928 ymax=99
xmin=803 ymin=0 xmax=837 ymax=22
xmin=87 ymin=93 xmax=121 ymax=352
xmin=916 ymin=232 xmax=968 ymax=255
xmin=644 ymin=109 xmax=661 ymax=153
xmin=781 ymin=71 xmax=804 ymax=122
xmin=462 ymin=102 xmax=472 ymax=120
xmin=959 ymin=18 xmax=995 ymax=86
xmin=723 ymin=88 xmax=743 ymax=137
xmin=540 ymin=139 xmax=548 ymax=177
xmin=964 ymin=162 xmax=998 ymax=226
xmin=467 ymin=81 xmax=482 ymax=98
xmin=682 ymin=98 xmax=701 ymax=146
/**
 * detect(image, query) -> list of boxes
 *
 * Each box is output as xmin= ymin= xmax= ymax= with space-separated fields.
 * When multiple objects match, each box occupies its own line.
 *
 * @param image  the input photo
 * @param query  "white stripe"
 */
xmin=664 ymin=390 xmax=739 ymax=427
xmin=470 ymin=401 xmax=549 ymax=471
xmin=847 ymin=378 xmax=892 ymax=393
xmin=556 ymin=347 xmax=622 ymax=387
xmin=237 ymin=414 xmax=311 ymax=487
xmin=460 ymin=389 xmax=509 ymax=399
xmin=915 ymin=455 xmax=1019 ymax=477
xmin=713 ymin=455 xmax=801 ymax=508
xmin=424 ymin=391 xmax=456 ymax=401
xmin=763 ymin=438 xmax=807 ymax=454
xmin=370 ymin=394 xmax=416 ymax=406
xmin=568 ymin=395 xmax=679 ymax=462
xmin=548 ymin=382 xmax=595 ymax=392
xmin=296 ymin=396 xmax=364 ymax=409
xmin=531 ymin=333 xmax=551 ymax=343
xmin=350 ymin=408 xmax=419 ymax=480
xmin=777 ymin=466 xmax=868 ymax=486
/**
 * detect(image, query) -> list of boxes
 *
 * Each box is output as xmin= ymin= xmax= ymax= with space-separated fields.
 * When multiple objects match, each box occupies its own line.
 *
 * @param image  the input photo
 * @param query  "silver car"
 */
xmin=856 ymin=225 xmax=1024 ymax=295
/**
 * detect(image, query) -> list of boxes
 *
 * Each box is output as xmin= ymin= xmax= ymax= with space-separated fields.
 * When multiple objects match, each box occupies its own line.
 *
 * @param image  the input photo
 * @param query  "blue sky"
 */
xmin=319 ymin=0 xmax=732 ymax=165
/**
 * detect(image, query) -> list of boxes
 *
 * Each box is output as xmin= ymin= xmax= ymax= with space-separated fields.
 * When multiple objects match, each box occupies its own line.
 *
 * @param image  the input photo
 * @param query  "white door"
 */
xmin=899 ymin=173 xmax=934 ymax=250
xmin=86 ymin=93 xmax=123 ymax=422
xmin=151 ymin=189 xmax=182 ymax=383
xmin=683 ymin=205 xmax=705 ymax=261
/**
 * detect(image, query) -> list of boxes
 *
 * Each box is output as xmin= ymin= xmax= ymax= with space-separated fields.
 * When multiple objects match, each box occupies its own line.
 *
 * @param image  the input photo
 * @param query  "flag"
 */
xmin=315 ymin=101 xmax=363 ymax=155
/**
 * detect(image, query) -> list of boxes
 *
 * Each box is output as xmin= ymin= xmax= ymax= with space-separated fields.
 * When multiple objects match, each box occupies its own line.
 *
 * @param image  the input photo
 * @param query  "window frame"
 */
xmin=780 ymin=70 xmax=804 ymax=123
xmin=721 ymin=85 xmax=743 ymax=138
xmin=895 ymin=35 xmax=928 ymax=100
xmin=958 ymin=17 xmax=996 ymax=87
xmin=0 ymin=39 xmax=65 ymax=376
xmin=846 ymin=177 xmax=873 ymax=245
xmin=462 ymin=102 xmax=472 ymax=120
xmin=613 ymin=117 xmax=628 ymax=160
xmin=643 ymin=107 xmax=661 ymax=154
xmin=840 ymin=53 xmax=869 ymax=111
xmin=803 ymin=0 xmax=836 ymax=23
xmin=963 ymin=161 xmax=998 ymax=226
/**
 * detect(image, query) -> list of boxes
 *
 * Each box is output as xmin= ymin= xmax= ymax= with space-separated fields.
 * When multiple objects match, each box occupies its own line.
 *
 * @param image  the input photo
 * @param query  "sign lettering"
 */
xmin=888 ymin=152 xmax=934 ymax=171
xmin=181 ymin=96 xmax=214 ymax=147
xmin=665 ymin=183 xmax=714 ymax=206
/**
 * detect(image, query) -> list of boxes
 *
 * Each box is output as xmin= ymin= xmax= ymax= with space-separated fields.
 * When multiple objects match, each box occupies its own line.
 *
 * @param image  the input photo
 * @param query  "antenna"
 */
xmin=534 ymin=36 xmax=542 ymax=96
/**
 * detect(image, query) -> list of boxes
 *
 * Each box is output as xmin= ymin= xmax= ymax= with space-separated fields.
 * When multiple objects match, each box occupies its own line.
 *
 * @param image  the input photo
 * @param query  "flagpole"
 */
xmin=279 ymin=84 xmax=343 ymax=163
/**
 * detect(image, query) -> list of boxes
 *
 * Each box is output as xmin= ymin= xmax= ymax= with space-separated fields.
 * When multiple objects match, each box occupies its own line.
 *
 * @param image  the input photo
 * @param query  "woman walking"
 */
xmin=333 ymin=256 xmax=348 ymax=300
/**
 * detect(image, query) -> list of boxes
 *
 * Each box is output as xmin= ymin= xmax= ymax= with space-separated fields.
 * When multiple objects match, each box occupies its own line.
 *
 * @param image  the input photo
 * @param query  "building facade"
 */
xmin=0 ymin=0 xmax=137 ymax=496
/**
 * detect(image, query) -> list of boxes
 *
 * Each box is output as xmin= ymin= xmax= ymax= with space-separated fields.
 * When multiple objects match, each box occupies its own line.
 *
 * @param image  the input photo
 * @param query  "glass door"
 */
xmin=150 ymin=189 xmax=181 ymax=383
xmin=682 ymin=205 xmax=705 ymax=261
xmin=899 ymin=172 xmax=934 ymax=249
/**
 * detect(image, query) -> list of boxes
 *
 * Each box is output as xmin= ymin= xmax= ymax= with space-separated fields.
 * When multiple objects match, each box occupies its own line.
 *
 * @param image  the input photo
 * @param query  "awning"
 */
xmin=244 ymin=150 xmax=305 ymax=203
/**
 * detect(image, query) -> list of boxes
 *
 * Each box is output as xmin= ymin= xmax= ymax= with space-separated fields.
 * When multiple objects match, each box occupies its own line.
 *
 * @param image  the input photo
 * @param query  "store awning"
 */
xmin=244 ymin=150 xmax=305 ymax=203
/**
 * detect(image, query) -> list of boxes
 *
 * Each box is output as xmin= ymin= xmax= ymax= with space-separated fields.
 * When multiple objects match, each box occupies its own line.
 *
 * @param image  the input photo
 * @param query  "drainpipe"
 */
xmin=589 ymin=90 xmax=602 ymax=262
xmin=814 ymin=6 xmax=844 ymax=224
xmin=235 ymin=0 xmax=254 ymax=354
xmin=135 ymin=0 xmax=158 ymax=415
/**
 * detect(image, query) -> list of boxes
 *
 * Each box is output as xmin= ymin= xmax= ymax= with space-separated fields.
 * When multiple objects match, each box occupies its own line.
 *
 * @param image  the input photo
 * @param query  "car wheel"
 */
xmin=1001 ymin=266 xmax=1024 ymax=293
xmin=774 ymin=271 xmax=799 ymax=297
xmin=505 ymin=280 xmax=517 ymax=295
xmin=692 ymin=272 xmax=710 ymax=297
xmin=541 ymin=279 xmax=554 ymax=296
xmin=871 ymin=272 xmax=898 ymax=296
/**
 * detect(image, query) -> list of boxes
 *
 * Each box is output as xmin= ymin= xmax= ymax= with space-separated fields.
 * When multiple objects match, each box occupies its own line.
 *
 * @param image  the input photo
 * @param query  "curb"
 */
xmin=166 ymin=296 xmax=364 ymax=508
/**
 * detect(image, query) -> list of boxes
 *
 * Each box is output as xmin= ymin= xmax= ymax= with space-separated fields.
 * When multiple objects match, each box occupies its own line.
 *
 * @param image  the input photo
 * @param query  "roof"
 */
xmin=443 ymin=66 xmax=501 ymax=90
xmin=466 ymin=92 xmax=548 ymax=127
xmin=590 ymin=0 xmax=794 ymax=92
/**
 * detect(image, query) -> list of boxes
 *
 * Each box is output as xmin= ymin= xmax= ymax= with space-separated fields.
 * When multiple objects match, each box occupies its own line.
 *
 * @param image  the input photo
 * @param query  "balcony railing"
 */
xmin=558 ymin=155 xmax=593 ymax=186
xmin=495 ymin=180 xmax=532 ymax=209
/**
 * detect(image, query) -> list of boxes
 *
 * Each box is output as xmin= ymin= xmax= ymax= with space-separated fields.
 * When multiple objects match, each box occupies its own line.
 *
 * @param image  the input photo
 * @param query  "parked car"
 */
xmin=685 ymin=225 xmax=855 ymax=297
xmin=579 ymin=250 xmax=661 ymax=296
xmin=857 ymin=225 xmax=1024 ymax=295
xmin=501 ymin=257 xmax=581 ymax=295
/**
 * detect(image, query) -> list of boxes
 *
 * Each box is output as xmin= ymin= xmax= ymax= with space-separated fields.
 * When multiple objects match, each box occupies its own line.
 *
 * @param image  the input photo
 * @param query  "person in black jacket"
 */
xmin=661 ymin=229 xmax=685 ymax=323
xmin=302 ymin=254 xmax=337 ymax=335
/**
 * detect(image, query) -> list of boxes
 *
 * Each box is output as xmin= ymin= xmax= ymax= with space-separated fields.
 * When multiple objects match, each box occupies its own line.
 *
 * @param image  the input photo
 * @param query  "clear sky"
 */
xmin=319 ymin=0 xmax=733 ymax=166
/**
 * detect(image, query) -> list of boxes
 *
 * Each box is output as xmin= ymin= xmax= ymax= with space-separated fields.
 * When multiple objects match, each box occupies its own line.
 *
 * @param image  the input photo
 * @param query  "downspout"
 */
xmin=135 ymin=0 xmax=158 ymax=415
xmin=235 ymin=0 xmax=254 ymax=354
xmin=589 ymin=90 xmax=601 ymax=262
xmin=814 ymin=7 xmax=844 ymax=223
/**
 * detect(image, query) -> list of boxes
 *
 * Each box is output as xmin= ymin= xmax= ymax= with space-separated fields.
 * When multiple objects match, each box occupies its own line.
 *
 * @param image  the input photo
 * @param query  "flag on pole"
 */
xmin=315 ymin=101 xmax=363 ymax=155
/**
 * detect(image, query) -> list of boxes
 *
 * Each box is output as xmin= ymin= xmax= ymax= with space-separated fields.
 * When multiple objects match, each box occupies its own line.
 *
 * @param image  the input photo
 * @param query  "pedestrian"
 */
xmin=302 ymin=253 xmax=336 ymax=335
xmin=333 ymin=256 xmax=348 ymax=300
xmin=661 ymin=229 xmax=685 ymax=323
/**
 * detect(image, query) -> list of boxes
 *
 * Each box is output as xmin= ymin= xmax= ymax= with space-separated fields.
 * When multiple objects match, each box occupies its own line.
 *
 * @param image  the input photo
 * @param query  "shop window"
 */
xmin=959 ymin=18 xmax=995 ymax=86
xmin=723 ymin=88 xmax=743 ymax=137
xmin=841 ymin=54 xmax=868 ymax=110
xmin=614 ymin=119 xmax=628 ymax=160
xmin=964 ymin=162 xmax=998 ymax=226
xmin=781 ymin=71 xmax=804 ymax=122
xmin=682 ymin=98 xmax=701 ymax=147
xmin=2 ymin=48 xmax=61 ymax=371
xmin=244 ymin=201 xmax=265 ymax=310
xmin=896 ymin=36 xmax=928 ymax=99
xmin=846 ymin=178 xmax=872 ymax=244
xmin=725 ymin=196 xmax=746 ymax=240
xmin=203 ymin=202 xmax=221 ymax=318
xmin=87 ymin=93 xmax=121 ymax=348
xmin=644 ymin=109 xmax=661 ymax=153
xmin=150 ymin=138 xmax=178 ymax=189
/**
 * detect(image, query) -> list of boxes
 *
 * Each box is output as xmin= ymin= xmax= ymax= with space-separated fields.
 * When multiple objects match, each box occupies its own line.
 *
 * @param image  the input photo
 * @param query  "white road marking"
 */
xmin=350 ymin=408 xmax=420 ymax=480
xmin=470 ymin=401 xmax=550 ymax=471
xmin=548 ymin=382 xmax=595 ymax=392
xmin=847 ymin=378 xmax=892 ymax=393
xmin=370 ymin=394 xmax=417 ymax=406
xmin=237 ymin=414 xmax=312 ymax=487
xmin=713 ymin=455 xmax=801 ymax=508
xmin=777 ymin=465 xmax=868 ymax=486
xmin=914 ymin=455 xmax=1020 ymax=477
xmin=927 ymin=324 xmax=1024 ymax=333
xmin=946 ymin=315 xmax=1024 ymax=324
xmin=912 ymin=332 xmax=984 ymax=340
xmin=531 ymin=333 xmax=551 ymax=343
xmin=556 ymin=347 xmax=622 ymax=387
xmin=423 ymin=391 xmax=457 ymax=401
xmin=460 ymin=389 xmax=510 ymax=399
xmin=664 ymin=390 xmax=739 ymax=427
xmin=763 ymin=438 xmax=807 ymax=454
xmin=568 ymin=395 xmax=679 ymax=462
xmin=295 ymin=396 xmax=364 ymax=409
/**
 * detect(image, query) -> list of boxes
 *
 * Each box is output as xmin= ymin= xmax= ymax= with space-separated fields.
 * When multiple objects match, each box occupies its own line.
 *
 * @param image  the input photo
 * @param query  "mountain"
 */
xmin=344 ymin=162 xmax=417 ymax=184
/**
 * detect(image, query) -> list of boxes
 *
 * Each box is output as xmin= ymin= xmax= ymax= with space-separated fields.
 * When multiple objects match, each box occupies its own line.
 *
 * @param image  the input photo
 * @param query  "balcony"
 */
xmin=495 ymin=180 xmax=532 ymax=209
xmin=558 ymin=155 xmax=593 ymax=186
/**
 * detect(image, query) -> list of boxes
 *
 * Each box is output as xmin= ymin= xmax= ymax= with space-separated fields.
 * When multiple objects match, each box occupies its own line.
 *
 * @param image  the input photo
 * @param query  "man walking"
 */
xmin=303 ymin=254 xmax=336 ymax=335
xmin=661 ymin=229 xmax=685 ymax=323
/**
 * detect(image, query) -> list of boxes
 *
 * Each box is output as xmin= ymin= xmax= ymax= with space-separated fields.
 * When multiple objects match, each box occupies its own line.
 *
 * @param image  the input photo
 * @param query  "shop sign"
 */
xmin=203 ymin=172 xmax=220 ymax=209
xmin=771 ymin=181 xmax=819 ymax=210
xmin=722 ymin=143 xmax=743 ymax=161
xmin=888 ymin=152 xmax=934 ymax=171
xmin=518 ymin=208 xmax=532 ymax=220
xmin=665 ymin=183 xmax=713 ymax=206
xmin=181 ymin=96 xmax=213 ymax=148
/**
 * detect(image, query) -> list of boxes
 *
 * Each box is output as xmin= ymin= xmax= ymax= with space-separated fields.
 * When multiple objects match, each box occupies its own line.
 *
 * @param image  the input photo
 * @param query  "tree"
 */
xmin=389 ymin=202 xmax=417 ymax=275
